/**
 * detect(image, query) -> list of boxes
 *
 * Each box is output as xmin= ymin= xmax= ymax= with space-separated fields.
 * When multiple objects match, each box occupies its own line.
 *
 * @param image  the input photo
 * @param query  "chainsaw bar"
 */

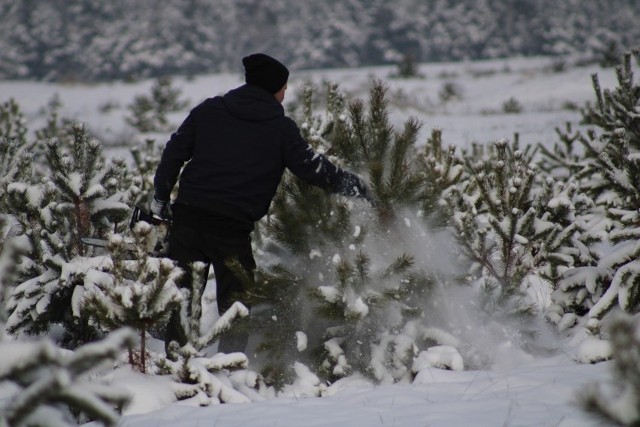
xmin=80 ymin=237 xmax=137 ymax=250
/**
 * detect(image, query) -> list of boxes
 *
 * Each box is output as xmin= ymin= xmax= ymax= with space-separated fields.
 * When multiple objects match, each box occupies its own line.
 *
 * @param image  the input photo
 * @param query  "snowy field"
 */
xmin=1 ymin=56 xmax=620 ymax=426
xmin=0 ymin=55 xmax=616 ymax=157
xmin=118 ymin=355 xmax=609 ymax=427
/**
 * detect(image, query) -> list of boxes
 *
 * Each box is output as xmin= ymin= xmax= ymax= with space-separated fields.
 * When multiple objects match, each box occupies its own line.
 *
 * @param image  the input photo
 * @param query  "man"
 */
xmin=151 ymin=53 xmax=369 ymax=354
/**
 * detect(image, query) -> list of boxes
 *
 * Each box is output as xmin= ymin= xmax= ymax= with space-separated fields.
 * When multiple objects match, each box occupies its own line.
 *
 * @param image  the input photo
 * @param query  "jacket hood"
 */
xmin=221 ymin=84 xmax=284 ymax=122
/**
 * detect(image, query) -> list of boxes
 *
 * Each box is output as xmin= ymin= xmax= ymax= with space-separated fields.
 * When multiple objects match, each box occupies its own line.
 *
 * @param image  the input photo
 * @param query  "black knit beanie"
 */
xmin=242 ymin=53 xmax=289 ymax=94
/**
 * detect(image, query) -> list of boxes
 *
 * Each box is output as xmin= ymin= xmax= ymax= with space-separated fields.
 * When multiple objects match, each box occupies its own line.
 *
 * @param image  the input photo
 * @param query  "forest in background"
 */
xmin=1 ymin=0 xmax=639 ymax=82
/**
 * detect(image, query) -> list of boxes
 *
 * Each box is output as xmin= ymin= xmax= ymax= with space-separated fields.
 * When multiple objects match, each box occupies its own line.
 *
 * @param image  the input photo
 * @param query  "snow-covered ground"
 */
xmin=119 ymin=355 xmax=609 ymax=427
xmin=1 ymin=56 xmax=620 ymax=426
xmin=0 ymin=55 xmax=615 ymax=157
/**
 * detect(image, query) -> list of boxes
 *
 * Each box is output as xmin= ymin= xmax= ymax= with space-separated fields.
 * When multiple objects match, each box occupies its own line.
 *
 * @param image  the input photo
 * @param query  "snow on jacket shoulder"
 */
xmin=153 ymin=84 xmax=357 ymax=223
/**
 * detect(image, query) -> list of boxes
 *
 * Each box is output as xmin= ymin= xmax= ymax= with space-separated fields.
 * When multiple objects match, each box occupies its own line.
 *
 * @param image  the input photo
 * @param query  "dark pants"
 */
xmin=165 ymin=203 xmax=256 ymax=354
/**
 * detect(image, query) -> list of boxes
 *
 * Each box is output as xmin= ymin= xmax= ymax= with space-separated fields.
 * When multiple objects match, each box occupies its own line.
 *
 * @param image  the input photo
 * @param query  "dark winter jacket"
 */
xmin=154 ymin=84 xmax=365 ymax=225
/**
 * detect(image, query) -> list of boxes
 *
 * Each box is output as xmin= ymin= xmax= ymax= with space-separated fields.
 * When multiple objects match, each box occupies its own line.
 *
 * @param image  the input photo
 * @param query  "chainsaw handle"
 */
xmin=130 ymin=206 xmax=170 ymax=229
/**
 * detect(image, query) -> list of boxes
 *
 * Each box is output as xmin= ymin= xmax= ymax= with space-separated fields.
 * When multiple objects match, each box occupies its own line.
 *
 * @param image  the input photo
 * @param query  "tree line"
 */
xmin=1 ymin=0 xmax=638 ymax=82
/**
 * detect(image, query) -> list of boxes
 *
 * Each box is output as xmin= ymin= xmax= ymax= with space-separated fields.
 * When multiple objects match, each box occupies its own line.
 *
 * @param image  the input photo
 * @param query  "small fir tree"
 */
xmin=78 ymin=228 xmax=256 ymax=403
xmin=583 ymin=128 xmax=640 ymax=320
xmin=0 ymin=96 xmax=74 ymax=197
xmin=154 ymin=342 xmax=270 ymax=405
xmin=81 ymin=222 xmax=184 ymax=373
xmin=0 ymin=98 xmax=27 ymax=142
xmin=128 ymin=138 xmax=164 ymax=207
xmin=329 ymin=80 xmax=424 ymax=220
xmin=447 ymin=141 xmax=536 ymax=312
xmin=416 ymin=128 xmax=465 ymax=226
xmin=5 ymin=124 xmax=135 ymax=347
xmin=126 ymin=76 xmax=188 ymax=133
xmin=392 ymin=53 xmax=423 ymax=79
xmin=34 ymin=94 xmax=75 ymax=148
xmin=248 ymin=81 xmax=442 ymax=387
xmin=439 ymin=82 xmax=463 ymax=103
xmin=548 ymin=51 xmax=640 ymax=331
xmin=583 ymin=51 xmax=640 ymax=143
xmin=0 ymin=329 xmax=135 ymax=427
xmin=0 ymin=268 xmax=134 ymax=427
xmin=45 ymin=126 xmax=133 ymax=249
xmin=0 ymin=137 xmax=35 ymax=213
xmin=309 ymin=251 xmax=433 ymax=384
xmin=126 ymin=95 xmax=155 ymax=133
xmin=537 ymin=122 xmax=585 ymax=180
xmin=445 ymin=139 xmax=588 ymax=341
xmin=0 ymin=99 xmax=34 ymax=218
xmin=152 ymin=261 xmax=264 ymax=405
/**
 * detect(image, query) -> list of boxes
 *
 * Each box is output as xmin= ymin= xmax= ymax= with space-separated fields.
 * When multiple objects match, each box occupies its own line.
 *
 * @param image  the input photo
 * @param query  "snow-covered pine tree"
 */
xmin=548 ymin=51 xmax=640 ymax=332
xmin=0 ymin=137 xmax=34 ymax=213
xmin=416 ymin=127 xmax=465 ymax=226
xmin=446 ymin=140 xmax=536 ymax=315
xmin=5 ymin=124 xmax=136 ymax=347
xmin=148 ymin=258 xmax=250 ymax=362
xmin=537 ymin=122 xmax=585 ymax=180
xmin=583 ymin=51 xmax=640 ymax=145
xmin=310 ymin=251 xmax=434 ymax=384
xmin=536 ymin=178 xmax=599 ymax=290
xmin=128 ymin=138 xmax=163 ymax=207
xmin=0 ymin=98 xmax=27 ymax=142
xmin=1 ymin=96 xmax=74 ymax=186
xmin=34 ymin=94 xmax=74 ymax=147
xmin=236 ymin=83 xmax=358 ymax=388
xmin=0 ymin=98 xmax=33 ymax=198
xmin=246 ymin=81 xmax=441 ymax=387
xmin=0 ymin=328 xmax=135 ymax=427
xmin=81 ymin=221 xmax=183 ymax=373
xmin=126 ymin=89 xmax=157 ymax=134
xmin=392 ymin=53 xmax=422 ymax=79
xmin=1 ymin=142 xmax=53 ymax=306
xmin=535 ymin=122 xmax=604 ymax=307
xmin=579 ymin=313 xmax=640 ymax=426
xmin=149 ymin=261 xmax=267 ymax=406
xmin=549 ymin=129 xmax=640 ymax=329
xmin=155 ymin=340 xmax=270 ymax=406
xmin=445 ymin=139 xmax=586 ymax=345
xmin=126 ymin=76 xmax=187 ymax=133
xmin=331 ymin=80 xmax=424 ymax=219
xmin=0 ymin=256 xmax=135 ymax=426
xmin=77 ymin=224 xmax=257 ymax=404
xmin=43 ymin=124 xmax=134 ymax=252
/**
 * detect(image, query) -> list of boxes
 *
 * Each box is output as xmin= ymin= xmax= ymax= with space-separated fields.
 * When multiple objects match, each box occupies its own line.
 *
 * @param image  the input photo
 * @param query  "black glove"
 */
xmin=341 ymin=174 xmax=377 ymax=206
xmin=150 ymin=197 xmax=169 ymax=220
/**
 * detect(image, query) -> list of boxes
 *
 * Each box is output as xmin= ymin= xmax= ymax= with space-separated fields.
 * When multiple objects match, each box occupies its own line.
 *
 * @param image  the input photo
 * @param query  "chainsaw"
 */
xmin=81 ymin=206 xmax=171 ymax=257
